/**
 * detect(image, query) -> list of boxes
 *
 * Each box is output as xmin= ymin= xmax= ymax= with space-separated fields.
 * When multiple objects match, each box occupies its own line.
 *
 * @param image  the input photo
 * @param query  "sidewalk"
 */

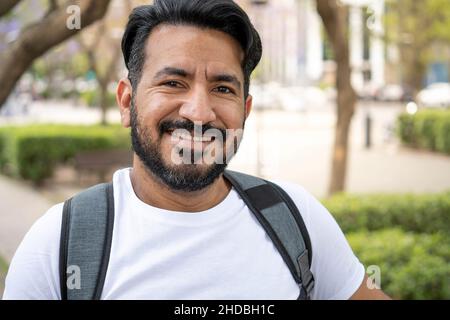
xmin=0 ymin=176 xmax=52 ymax=262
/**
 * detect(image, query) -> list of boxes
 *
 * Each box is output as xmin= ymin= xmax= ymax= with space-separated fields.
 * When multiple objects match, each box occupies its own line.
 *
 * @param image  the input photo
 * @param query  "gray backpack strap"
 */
xmin=224 ymin=170 xmax=315 ymax=300
xmin=59 ymin=182 xmax=114 ymax=300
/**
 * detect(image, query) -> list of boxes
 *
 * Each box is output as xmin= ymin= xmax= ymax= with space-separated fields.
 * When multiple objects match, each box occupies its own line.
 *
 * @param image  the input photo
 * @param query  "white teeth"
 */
xmin=193 ymin=136 xmax=213 ymax=142
xmin=171 ymin=131 xmax=213 ymax=142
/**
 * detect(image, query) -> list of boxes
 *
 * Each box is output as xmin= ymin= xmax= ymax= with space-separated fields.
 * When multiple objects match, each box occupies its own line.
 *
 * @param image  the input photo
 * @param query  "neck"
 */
xmin=130 ymin=156 xmax=231 ymax=212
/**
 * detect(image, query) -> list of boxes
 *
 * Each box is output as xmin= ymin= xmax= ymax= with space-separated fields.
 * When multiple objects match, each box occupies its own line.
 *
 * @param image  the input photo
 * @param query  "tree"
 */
xmin=78 ymin=23 xmax=121 ymax=126
xmin=0 ymin=0 xmax=112 ymax=109
xmin=316 ymin=0 xmax=357 ymax=196
xmin=0 ymin=0 xmax=21 ymax=18
xmin=78 ymin=0 xmax=131 ymax=126
xmin=385 ymin=0 xmax=450 ymax=95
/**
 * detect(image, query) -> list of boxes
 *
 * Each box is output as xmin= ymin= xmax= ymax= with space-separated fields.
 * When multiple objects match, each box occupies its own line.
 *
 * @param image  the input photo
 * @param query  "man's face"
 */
xmin=125 ymin=24 xmax=252 ymax=191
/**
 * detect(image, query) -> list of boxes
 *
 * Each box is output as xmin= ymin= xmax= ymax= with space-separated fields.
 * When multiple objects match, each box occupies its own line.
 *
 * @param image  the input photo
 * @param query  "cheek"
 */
xmin=160 ymin=135 xmax=176 ymax=161
xmin=135 ymin=111 xmax=159 ymax=141
xmin=135 ymin=95 xmax=174 ymax=135
xmin=215 ymin=106 xmax=245 ymax=129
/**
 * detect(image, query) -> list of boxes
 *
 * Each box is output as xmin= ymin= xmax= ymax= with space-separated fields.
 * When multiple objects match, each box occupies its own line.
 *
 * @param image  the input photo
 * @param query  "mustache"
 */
xmin=159 ymin=120 xmax=227 ymax=138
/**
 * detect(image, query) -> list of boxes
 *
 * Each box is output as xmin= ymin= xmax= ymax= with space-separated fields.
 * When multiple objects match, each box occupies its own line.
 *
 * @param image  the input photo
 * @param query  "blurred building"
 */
xmin=237 ymin=0 xmax=386 ymax=91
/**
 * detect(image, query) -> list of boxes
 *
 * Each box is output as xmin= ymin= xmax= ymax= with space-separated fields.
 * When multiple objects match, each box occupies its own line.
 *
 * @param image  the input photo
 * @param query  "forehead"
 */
xmin=142 ymin=24 xmax=245 ymax=78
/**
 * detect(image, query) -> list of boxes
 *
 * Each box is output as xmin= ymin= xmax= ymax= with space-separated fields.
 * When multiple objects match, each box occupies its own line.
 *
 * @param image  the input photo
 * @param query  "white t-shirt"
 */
xmin=3 ymin=168 xmax=365 ymax=300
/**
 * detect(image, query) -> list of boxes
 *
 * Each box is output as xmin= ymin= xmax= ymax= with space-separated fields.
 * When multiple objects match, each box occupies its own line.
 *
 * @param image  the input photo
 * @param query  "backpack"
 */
xmin=59 ymin=170 xmax=315 ymax=300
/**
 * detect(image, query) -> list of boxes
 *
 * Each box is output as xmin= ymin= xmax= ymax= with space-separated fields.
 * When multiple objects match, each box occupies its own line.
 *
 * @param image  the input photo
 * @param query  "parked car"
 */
xmin=375 ymin=84 xmax=413 ymax=102
xmin=416 ymin=82 xmax=450 ymax=108
xmin=357 ymin=83 xmax=380 ymax=101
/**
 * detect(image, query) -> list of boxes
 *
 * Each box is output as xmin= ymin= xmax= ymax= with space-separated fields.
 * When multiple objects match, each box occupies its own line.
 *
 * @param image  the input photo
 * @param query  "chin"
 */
xmin=167 ymin=162 xmax=217 ymax=177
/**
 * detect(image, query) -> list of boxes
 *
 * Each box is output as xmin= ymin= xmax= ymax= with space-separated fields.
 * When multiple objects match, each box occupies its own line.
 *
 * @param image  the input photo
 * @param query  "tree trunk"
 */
xmin=0 ymin=0 xmax=21 ymax=17
xmin=99 ymin=82 xmax=109 ymax=126
xmin=82 ymin=38 xmax=121 ymax=126
xmin=395 ymin=0 xmax=430 ymax=99
xmin=0 ymin=0 xmax=111 ymax=109
xmin=316 ymin=0 xmax=357 ymax=196
xmin=400 ymin=44 xmax=427 ymax=97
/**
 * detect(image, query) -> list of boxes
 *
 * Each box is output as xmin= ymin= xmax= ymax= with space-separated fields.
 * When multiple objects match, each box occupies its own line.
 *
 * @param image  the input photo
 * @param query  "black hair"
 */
xmin=121 ymin=0 xmax=262 ymax=98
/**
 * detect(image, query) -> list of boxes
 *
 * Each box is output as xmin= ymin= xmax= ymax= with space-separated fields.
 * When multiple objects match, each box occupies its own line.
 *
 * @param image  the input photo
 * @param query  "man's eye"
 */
xmin=164 ymin=81 xmax=181 ymax=87
xmin=214 ymin=86 xmax=232 ymax=94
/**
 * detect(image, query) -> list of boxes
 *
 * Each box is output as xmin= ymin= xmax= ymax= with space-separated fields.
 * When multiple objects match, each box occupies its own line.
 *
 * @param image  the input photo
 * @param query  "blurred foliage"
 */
xmin=0 ymin=254 xmax=7 ymax=297
xmin=0 ymin=124 xmax=130 ymax=184
xmin=31 ymin=49 xmax=89 ymax=81
xmin=387 ymin=0 xmax=450 ymax=43
xmin=79 ymin=89 xmax=117 ymax=108
xmin=347 ymin=229 xmax=450 ymax=299
xmin=384 ymin=0 xmax=450 ymax=90
xmin=397 ymin=109 xmax=450 ymax=154
xmin=384 ymin=0 xmax=450 ymax=43
xmin=323 ymin=191 xmax=450 ymax=234
xmin=325 ymin=191 xmax=450 ymax=299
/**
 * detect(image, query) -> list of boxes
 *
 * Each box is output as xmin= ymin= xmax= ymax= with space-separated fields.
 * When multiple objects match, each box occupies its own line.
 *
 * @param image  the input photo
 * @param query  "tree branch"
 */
xmin=0 ymin=0 xmax=112 ymax=107
xmin=0 ymin=0 xmax=22 ymax=18
xmin=46 ymin=0 xmax=59 ymax=17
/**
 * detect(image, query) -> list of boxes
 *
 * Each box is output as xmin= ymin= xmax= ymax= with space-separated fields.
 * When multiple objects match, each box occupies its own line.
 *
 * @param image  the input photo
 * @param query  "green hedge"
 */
xmin=0 ymin=255 xmax=8 ymax=298
xmin=325 ymin=192 xmax=450 ymax=299
xmin=0 ymin=124 xmax=130 ymax=183
xmin=322 ymin=192 xmax=450 ymax=235
xmin=0 ymin=132 xmax=6 ymax=170
xmin=348 ymin=229 xmax=450 ymax=299
xmin=397 ymin=109 xmax=450 ymax=154
xmin=79 ymin=89 xmax=117 ymax=108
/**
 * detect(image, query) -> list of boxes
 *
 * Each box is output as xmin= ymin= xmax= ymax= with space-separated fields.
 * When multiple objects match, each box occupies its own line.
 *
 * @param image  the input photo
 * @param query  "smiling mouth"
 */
xmin=167 ymin=130 xmax=217 ymax=143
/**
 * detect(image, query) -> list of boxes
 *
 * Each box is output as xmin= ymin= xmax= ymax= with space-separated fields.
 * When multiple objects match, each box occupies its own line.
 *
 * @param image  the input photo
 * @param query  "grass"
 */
xmin=0 ymin=255 xmax=9 ymax=298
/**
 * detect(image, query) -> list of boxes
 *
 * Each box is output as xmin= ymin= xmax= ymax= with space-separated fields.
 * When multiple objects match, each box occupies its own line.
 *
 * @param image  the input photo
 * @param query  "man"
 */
xmin=3 ymin=0 xmax=390 ymax=300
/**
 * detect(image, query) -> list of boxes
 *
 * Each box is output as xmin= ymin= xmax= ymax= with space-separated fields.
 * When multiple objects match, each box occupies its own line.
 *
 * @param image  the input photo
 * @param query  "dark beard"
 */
xmin=130 ymin=105 xmax=231 ymax=192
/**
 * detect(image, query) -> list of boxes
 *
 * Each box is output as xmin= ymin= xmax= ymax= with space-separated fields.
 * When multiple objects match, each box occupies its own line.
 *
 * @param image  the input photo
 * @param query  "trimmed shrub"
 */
xmin=0 ymin=124 xmax=130 ymax=183
xmin=0 ymin=132 xmax=6 ymax=170
xmin=322 ymin=192 xmax=450 ymax=234
xmin=397 ymin=109 xmax=450 ymax=154
xmin=0 ymin=255 xmax=8 ymax=297
xmin=347 ymin=229 xmax=450 ymax=299
xmin=397 ymin=113 xmax=416 ymax=146
xmin=435 ymin=113 xmax=450 ymax=154
xmin=415 ymin=111 xmax=440 ymax=150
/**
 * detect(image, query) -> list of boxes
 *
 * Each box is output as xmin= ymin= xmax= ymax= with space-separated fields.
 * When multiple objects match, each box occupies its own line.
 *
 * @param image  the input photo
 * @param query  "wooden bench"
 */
xmin=74 ymin=149 xmax=133 ymax=183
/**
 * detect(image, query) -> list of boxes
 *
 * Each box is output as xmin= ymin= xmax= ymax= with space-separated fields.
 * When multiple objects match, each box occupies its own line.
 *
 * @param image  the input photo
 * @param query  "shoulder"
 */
xmin=266 ymin=178 xmax=328 ymax=259
xmin=3 ymin=203 xmax=64 ymax=299
xmin=16 ymin=202 xmax=64 ymax=254
xmin=269 ymin=179 xmax=323 ymax=226
xmin=268 ymin=177 xmax=349 ymax=255
xmin=268 ymin=178 xmax=365 ymax=300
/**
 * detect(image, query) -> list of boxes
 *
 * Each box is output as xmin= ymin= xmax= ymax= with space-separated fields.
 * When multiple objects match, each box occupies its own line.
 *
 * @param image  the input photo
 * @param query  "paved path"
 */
xmin=0 ymin=177 xmax=52 ymax=262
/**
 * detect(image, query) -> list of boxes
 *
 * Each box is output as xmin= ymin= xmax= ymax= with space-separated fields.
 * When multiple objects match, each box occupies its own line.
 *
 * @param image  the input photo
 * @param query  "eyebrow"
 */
xmin=210 ymin=74 xmax=242 ymax=90
xmin=154 ymin=67 xmax=188 ymax=80
xmin=153 ymin=66 xmax=242 ymax=90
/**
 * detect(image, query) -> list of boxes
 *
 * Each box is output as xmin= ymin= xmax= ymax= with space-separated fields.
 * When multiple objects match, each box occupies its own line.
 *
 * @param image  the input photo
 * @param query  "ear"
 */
xmin=244 ymin=94 xmax=253 ymax=120
xmin=116 ymin=78 xmax=133 ymax=128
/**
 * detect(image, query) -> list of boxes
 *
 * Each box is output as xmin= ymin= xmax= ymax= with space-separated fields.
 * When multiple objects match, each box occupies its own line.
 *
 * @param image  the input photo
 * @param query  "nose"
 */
xmin=178 ymin=86 xmax=216 ymax=124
